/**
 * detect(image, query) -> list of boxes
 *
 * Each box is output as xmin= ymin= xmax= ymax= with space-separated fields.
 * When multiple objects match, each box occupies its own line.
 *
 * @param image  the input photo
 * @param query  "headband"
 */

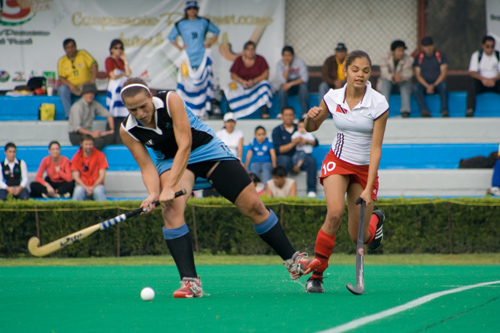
xmin=120 ymin=83 xmax=151 ymax=96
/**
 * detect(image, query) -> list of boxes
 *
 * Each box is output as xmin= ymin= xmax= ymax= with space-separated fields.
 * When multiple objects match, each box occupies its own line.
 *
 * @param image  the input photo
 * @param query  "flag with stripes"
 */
xmin=223 ymin=80 xmax=273 ymax=119
xmin=176 ymin=49 xmax=214 ymax=118
xmin=106 ymin=71 xmax=129 ymax=117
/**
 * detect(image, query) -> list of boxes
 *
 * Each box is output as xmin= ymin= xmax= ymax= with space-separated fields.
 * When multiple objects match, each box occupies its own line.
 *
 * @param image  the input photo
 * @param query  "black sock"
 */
xmin=258 ymin=222 xmax=296 ymax=260
xmin=165 ymin=233 xmax=197 ymax=279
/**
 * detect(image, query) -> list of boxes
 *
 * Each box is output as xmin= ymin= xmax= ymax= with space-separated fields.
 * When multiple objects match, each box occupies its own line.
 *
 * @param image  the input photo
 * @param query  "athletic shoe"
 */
xmin=441 ymin=110 xmax=449 ymax=118
xmin=401 ymin=111 xmax=410 ymax=118
xmin=487 ymin=187 xmax=500 ymax=196
xmin=173 ymin=277 xmax=207 ymax=298
xmin=465 ymin=108 xmax=475 ymax=117
xmin=284 ymin=251 xmax=320 ymax=280
xmin=421 ymin=110 xmax=431 ymax=117
xmin=306 ymin=278 xmax=324 ymax=293
xmin=368 ymin=210 xmax=385 ymax=251
xmin=307 ymin=191 xmax=317 ymax=198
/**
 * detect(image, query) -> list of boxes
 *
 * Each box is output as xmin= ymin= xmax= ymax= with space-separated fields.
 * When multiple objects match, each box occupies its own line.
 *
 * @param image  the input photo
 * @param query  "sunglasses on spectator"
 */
xmin=485 ymin=44 xmax=495 ymax=49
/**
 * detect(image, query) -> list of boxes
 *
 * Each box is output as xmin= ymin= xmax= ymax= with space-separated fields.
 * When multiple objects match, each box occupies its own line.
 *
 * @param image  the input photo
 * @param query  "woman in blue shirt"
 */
xmin=244 ymin=126 xmax=276 ymax=188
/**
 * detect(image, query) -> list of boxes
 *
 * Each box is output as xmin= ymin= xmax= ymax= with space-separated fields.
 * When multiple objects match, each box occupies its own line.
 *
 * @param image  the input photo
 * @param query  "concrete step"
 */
xmin=2 ymin=117 xmax=500 ymax=147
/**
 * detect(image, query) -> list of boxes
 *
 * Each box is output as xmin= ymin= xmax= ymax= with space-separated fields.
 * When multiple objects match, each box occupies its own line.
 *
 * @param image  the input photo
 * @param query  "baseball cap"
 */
xmin=185 ymin=1 xmax=198 ymax=11
xmin=81 ymin=83 xmax=97 ymax=95
xmin=335 ymin=43 xmax=347 ymax=51
xmin=421 ymin=36 xmax=434 ymax=46
xmin=391 ymin=40 xmax=407 ymax=51
xmin=223 ymin=112 xmax=236 ymax=122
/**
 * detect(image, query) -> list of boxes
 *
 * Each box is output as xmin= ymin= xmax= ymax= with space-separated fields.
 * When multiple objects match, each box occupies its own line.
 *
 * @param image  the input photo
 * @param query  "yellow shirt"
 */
xmin=336 ymin=57 xmax=346 ymax=81
xmin=57 ymin=50 xmax=96 ymax=86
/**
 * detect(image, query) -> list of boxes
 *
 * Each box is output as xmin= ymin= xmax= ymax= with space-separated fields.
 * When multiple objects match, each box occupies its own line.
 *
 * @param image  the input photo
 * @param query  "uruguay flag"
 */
xmin=176 ymin=49 xmax=214 ymax=118
xmin=223 ymin=80 xmax=273 ymax=119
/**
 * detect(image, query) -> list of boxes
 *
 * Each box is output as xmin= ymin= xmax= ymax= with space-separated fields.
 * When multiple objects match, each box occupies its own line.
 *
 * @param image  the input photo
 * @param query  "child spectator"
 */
xmin=266 ymin=165 xmax=296 ymax=198
xmin=30 ymin=141 xmax=74 ymax=198
xmin=0 ymin=142 xmax=29 ymax=201
xmin=248 ymin=172 xmax=265 ymax=196
xmin=291 ymin=119 xmax=317 ymax=174
xmin=244 ymin=126 xmax=276 ymax=188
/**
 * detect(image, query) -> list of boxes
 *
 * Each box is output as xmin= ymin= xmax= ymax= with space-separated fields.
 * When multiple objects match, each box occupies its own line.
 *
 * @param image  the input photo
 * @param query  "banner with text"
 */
xmin=0 ymin=0 xmax=284 ymax=91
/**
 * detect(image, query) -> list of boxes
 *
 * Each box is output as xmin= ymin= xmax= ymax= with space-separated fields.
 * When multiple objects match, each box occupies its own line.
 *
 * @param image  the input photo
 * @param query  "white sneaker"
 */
xmin=488 ymin=187 xmax=500 ymax=196
xmin=307 ymin=191 xmax=316 ymax=198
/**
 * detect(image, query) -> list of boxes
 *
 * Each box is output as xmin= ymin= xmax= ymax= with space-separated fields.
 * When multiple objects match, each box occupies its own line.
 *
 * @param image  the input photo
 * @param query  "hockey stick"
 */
xmin=28 ymin=189 xmax=187 ymax=257
xmin=346 ymin=197 xmax=366 ymax=295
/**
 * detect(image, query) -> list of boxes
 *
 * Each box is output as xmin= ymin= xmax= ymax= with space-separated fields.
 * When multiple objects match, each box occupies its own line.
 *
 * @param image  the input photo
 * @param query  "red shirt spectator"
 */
xmin=71 ymin=147 xmax=108 ymax=187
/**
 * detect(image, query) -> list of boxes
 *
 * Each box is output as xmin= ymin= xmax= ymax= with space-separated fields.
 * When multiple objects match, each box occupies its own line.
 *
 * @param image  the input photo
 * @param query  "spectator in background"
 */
xmin=68 ymin=83 xmax=115 ymax=151
xmin=30 ymin=141 xmax=74 ymax=199
xmin=266 ymin=166 xmax=296 ymax=198
xmin=277 ymin=46 xmax=310 ymax=117
xmin=225 ymin=41 xmax=273 ymax=119
xmin=291 ymin=119 xmax=317 ymax=174
xmin=318 ymin=42 xmax=348 ymax=104
xmin=71 ymin=135 xmax=109 ymax=201
xmin=378 ymin=40 xmax=413 ymax=117
xmin=216 ymin=112 xmax=244 ymax=161
xmin=0 ymin=142 xmax=29 ymax=201
xmin=467 ymin=35 xmax=500 ymax=117
xmin=244 ymin=125 xmax=276 ymax=188
xmin=57 ymin=38 xmax=98 ymax=118
xmin=413 ymin=36 xmax=449 ymax=117
xmin=168 ymin=0 xmax=220 ymax=118
xmin=272 ymin=107 xmax=318 ymax=198
xmin=105 ymin=39 xmax=131 ymax=144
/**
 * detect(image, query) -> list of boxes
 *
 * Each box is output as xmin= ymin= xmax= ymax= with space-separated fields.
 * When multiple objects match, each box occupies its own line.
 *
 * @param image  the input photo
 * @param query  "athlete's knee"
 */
xmin=324 ymin=211 xmax=343 ymax=232
xmin=236 ymin=187 xmax=268 ymax=221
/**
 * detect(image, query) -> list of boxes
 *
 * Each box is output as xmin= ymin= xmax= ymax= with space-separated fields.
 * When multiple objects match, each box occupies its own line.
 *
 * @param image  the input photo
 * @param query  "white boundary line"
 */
xmin=317 ymin=280 xmax=500 ymax=333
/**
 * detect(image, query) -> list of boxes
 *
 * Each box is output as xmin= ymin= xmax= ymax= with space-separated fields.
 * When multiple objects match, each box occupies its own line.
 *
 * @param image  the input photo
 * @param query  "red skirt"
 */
xmin=319 ymin=149 xmax=379 ymax=201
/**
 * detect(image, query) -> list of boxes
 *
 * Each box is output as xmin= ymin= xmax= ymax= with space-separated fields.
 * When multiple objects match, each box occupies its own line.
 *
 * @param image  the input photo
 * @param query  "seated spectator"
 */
xmin=277 ymin=46 xmax=309 ymax=117
xmin=272 ymin=107 xmax=318 ymax=198
xmin=318 ymin=42 xmax=348 ymax=103
xmin=57 ymin=38 xmax=98 ymax=118
xmin=266 ymin=166 xmax=296 ymax=198
xmin=244 ymin=126 xmax=276 ymax=188
xmin=70 ymin=135 xmax=109 ymax=201
xmin=467 ymin=35 xmax=500 ymax=117
xmin=248 ymin=172 xmax=265 ymax=196
xmin=0 ymin=142 xmax=29 ymax=201
xmin=68 ymin=83 xmax=115 ymax=151
xmin=216 ymin=112 xmax=244 ymax=160
xmin=30 ymin=141 xmax=74 ymax=199
xmin=413 ymin=36 xmax=449 ymax=117
xmin=105 ymin=39 xmax=131 ymax=144
xmin=378 ymin=40 xmax=413 ymax=117
xmin=168 ymin=1 xmax=220 ymax=118
xmin=291 ymin=119 xmax=317 ymax=174
xmin=224 ymin=41 xmax=273 ymax=119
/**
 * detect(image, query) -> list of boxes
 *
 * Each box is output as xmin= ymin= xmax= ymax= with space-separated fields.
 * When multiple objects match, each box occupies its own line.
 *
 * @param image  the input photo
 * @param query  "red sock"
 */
xmin=311 ymin=229 xmax=336 ymax=280
xmin=366 ymin=213 xmax=379 ymax=244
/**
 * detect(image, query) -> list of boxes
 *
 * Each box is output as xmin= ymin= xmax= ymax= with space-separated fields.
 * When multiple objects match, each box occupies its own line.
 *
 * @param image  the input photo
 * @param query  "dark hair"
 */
xmin=345 ymin=50 xmax=372 ymax=69
xmin=244 ymin=41 xmax=256 ymax=50
xmin=63 ymin=38 xmax=76 ymax=48
xmin=121 ymin=77 xmax=151 ymax=99
xmin=272 ymin=165 xmax=287 ymax=178
xmin=281 ymin=106 xmax=295 ymax=114
xmin=109 ymin=39 xmax=124 ymax=54
xmin=80 ymin=134 xmax=94 ymax=143
xmin=4 ymin=142 xmax=16 ymax=151
xmin=48 ymin=141 xmax=60 ymax=149
xmin=254 ymin=125 xmax=266 ymax=134
xmin=483 ymin=35 xmax=496 ymax=45
xmin=297 ymin=119 xmax=305 ymax=124
xmin=282 ymin=45 xmax=294 ymax=55
xmin=248 ymin=172 xmax=261 ymax=184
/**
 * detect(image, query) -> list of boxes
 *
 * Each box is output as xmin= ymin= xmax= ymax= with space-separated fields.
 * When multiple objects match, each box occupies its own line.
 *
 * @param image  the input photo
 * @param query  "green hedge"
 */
xmin=1 ymin=197 xmax=499 ymax=258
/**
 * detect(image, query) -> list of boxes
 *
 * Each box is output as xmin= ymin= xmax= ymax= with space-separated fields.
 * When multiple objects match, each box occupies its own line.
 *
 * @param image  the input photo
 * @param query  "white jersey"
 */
xmin=468 ymin=50 xmax=500 ymax=79
xmin=215 ymin=128 xmax=244 ymax=158
xmin=323 ymin=81 xmax=388 ymax=165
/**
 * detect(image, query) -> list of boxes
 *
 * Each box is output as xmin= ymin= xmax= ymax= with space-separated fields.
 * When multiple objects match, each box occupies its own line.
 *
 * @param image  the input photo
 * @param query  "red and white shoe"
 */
xmin=173 ymin=277 xmax=207 ymax=298
xmin=284 ymin=251 xmax=320 ymax=280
